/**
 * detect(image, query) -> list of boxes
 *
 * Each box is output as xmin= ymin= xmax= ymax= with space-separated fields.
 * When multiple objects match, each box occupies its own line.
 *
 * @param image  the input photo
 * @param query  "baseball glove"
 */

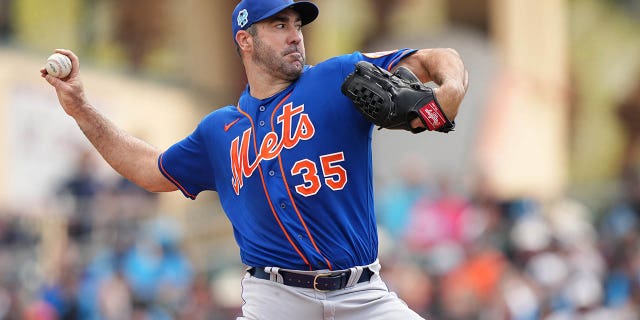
xmin=341 ymin=61 xmax=455 ymax=133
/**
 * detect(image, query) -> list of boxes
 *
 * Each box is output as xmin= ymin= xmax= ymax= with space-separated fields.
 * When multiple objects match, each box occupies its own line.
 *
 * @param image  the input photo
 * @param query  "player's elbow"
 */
xmin=444 ymin=48 xmax=461 ymax=58
xmin=132 ymin=174 xmax=178 ymax=193
xmin=144 ymin=181 xmax=179 ymax=193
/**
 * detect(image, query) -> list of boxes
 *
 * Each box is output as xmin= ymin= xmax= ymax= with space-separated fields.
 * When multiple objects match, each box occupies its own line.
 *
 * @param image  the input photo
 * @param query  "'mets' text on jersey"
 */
xmin=159 ymin=49 xmax=417 ymax=271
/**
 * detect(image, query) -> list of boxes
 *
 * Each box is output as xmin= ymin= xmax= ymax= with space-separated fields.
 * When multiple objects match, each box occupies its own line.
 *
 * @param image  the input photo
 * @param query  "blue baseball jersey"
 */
xmin=159 ymin=49 xmax=417 ymax=271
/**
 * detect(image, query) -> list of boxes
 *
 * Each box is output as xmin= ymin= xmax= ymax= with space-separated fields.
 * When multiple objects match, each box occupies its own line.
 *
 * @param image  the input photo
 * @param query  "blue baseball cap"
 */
xmin=232 ymin=0 xmax=319 ymax=41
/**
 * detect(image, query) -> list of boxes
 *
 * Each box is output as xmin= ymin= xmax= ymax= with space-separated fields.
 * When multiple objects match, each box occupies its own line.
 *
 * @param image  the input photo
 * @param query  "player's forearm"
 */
xmin=401 ymin=49 xmax=469 ymax=121
xmin=422 ymin=49 xmax=468 ymax=120
xmin=72 ymin=103 xmax=177 ymax=193
xmin=435 ymin=78 xmax=467 ymax=121
xmin=41 ymin=49 xmax=175 ymax=193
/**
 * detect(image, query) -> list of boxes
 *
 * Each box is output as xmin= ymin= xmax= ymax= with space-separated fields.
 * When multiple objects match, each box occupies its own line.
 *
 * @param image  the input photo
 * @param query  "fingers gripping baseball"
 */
xmin=40 ymin=49 xmax=89 ymax=117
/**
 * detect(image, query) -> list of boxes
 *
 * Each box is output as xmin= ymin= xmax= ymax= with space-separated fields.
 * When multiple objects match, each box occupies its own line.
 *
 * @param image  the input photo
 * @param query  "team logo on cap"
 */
xmin=237 ymin=9 xmax=249 ymax=28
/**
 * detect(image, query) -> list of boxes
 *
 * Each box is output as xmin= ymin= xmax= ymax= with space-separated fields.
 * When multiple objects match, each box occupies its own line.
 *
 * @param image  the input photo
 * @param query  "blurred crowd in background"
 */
xmin=3 ymin=148 xmax=640 ymax=319
xmin=374 ymin=156 xmax=640 ymax=319
xmin=2 ymin=0 xmax=640 ymax=319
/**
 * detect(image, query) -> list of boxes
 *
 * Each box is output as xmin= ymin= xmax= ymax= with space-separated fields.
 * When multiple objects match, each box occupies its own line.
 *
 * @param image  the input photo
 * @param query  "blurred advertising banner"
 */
xmin=5 ymin=82 xmax=89 ymax=209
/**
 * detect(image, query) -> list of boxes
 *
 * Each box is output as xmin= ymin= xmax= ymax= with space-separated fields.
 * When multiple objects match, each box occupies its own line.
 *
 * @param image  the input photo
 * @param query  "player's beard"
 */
xmin=252 ymin=35 xmax=305 ymax=81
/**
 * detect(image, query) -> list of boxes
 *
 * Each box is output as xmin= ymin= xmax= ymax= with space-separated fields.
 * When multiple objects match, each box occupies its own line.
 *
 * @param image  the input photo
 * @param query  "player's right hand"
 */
xmin=40 ymin=49 xmax=90 ymax=118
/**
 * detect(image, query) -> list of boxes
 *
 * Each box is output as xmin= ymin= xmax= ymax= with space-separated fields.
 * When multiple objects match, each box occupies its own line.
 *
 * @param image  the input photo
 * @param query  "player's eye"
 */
xmin=275 ymin=23 xmax=286 ymax=29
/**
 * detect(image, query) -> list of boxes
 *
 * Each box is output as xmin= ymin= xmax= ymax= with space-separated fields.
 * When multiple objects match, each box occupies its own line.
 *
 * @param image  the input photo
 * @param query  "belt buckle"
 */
xmin=313 ymin=272 xmax=332 ymax=292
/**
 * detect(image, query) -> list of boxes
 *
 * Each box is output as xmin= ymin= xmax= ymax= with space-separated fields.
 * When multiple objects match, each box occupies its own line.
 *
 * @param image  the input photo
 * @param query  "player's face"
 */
xmin=252 ymin=9 xmax=306 ymax=81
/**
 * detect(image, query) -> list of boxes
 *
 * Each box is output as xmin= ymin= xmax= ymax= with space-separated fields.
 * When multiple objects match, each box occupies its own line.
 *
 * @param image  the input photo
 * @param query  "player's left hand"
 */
xmin=410 ymin=117 xmax=424 ymax=129
xmin=341 ymin=61 xmax=455 ymax=133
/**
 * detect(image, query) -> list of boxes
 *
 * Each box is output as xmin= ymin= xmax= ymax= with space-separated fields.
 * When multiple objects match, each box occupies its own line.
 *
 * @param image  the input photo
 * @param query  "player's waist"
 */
xmin=246 ymin=259 xmax=380 ymax=292
xmin=237 ymin=222 xmax=379 ymax=271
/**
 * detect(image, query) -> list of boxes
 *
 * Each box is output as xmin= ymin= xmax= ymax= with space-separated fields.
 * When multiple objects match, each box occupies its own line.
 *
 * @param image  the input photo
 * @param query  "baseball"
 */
xmin=45 ymin=53 xmax=72 ymax=78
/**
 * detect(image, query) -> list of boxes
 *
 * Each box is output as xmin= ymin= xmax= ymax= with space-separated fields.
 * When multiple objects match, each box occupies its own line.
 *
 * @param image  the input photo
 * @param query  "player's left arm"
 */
xmin=395 ymin=48 xmax=469 ymax=128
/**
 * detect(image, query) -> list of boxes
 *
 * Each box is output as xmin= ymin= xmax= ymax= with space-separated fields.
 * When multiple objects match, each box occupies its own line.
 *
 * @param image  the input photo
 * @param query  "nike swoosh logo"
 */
xmin=224 ymin=118 xmax=241 ymax=132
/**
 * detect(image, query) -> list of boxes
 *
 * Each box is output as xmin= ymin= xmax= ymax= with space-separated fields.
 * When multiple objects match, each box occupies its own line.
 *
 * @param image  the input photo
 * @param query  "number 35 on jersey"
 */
xmin=230 ymin=102 xmax=348 ymax=196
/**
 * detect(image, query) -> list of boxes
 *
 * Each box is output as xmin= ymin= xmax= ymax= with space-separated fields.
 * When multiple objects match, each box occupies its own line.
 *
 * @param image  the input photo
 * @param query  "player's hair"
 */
xmin=235 ymin=24 xmax=258 ymax=57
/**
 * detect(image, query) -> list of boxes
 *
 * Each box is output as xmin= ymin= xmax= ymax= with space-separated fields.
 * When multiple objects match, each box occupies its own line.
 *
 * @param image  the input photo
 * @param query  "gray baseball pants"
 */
xmin=237 ymin=260 xmax=425 ymax=320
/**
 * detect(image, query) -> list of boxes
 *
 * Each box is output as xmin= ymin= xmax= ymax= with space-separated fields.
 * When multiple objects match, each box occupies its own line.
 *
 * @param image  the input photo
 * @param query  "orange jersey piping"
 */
xmin=271 ymin=99 xmax=333 ymax=271
xmin=158 ymin=153 xmax=197 ymax=200
xmin=237 ymin=97 xmax=312 ymax=270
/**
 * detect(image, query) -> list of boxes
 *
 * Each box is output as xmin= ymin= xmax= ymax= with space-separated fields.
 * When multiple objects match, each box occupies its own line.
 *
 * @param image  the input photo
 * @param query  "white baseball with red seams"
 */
xmin=45 ymin=53 xmax=72 ymax=78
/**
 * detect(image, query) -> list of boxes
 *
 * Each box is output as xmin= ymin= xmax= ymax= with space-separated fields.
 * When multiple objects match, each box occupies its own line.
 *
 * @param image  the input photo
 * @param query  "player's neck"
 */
xmin=245 ymin=64 xmax=295 ymax=100
xmin=248 ymin=80 xmax=291 ymax=100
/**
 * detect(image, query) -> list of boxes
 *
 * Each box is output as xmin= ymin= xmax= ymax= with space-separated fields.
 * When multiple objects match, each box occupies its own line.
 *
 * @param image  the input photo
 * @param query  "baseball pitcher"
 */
xmin=41 ymin=0 xmax=468 ymax=319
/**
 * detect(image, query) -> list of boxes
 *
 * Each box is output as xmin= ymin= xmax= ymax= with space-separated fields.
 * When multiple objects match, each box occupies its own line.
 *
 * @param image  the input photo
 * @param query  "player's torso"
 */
xmin=204 ymin=62 xmax=377 ymax=270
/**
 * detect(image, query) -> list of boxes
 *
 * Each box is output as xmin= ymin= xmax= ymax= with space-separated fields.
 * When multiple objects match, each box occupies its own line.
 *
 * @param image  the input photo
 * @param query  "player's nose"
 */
xmin=287 ymin=28 xmax=302 ymax=45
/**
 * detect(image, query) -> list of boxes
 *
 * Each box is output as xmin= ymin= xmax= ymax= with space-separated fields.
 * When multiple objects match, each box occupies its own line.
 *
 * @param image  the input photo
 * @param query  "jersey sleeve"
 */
xmin=158 ymin=116 xmax=217 ymax=199
xmin=338 ymin=48 xmax=418 ymax=77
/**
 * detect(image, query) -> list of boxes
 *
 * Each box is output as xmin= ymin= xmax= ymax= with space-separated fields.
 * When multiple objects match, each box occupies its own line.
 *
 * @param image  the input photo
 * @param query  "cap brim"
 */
xmin=254 ymin=1 xmax=319 ymax=27
xmin=289 ymin=2 xmax=319 ymax=26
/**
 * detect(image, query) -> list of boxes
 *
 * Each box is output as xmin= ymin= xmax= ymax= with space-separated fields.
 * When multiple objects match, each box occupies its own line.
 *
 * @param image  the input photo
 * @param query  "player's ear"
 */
xmin=236 ymin=30 xmax=253 ymax=53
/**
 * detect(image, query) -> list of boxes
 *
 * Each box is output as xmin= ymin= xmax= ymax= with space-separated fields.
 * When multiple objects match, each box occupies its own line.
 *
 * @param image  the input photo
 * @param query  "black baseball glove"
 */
xmin=341 ymin=61 xmax=455 ymax=133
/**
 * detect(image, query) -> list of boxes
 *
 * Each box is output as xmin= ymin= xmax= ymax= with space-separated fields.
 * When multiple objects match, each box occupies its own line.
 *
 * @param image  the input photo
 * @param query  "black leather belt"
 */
xmin=249 ymin=267 xmax=374 ymax=292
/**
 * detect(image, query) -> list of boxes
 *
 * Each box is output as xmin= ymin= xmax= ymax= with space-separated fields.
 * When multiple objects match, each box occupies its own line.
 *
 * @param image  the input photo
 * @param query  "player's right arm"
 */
xmin=40 ymin=49 xmax=177 ymax=193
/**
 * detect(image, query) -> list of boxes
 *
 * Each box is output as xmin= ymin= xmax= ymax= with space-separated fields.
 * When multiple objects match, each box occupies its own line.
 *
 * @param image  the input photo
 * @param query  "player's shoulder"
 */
xmin=305 ymin=49 xmax=415 ymax=77
xmin=318 ymin=49 xmax=411 ymax=64
xmin=197 ymin=105 xmax=239 ymax=127
xmin=301 ymin=52 xmax=362 ymax=78
xmin=314 ymin=52 xmax=363 ymax=68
